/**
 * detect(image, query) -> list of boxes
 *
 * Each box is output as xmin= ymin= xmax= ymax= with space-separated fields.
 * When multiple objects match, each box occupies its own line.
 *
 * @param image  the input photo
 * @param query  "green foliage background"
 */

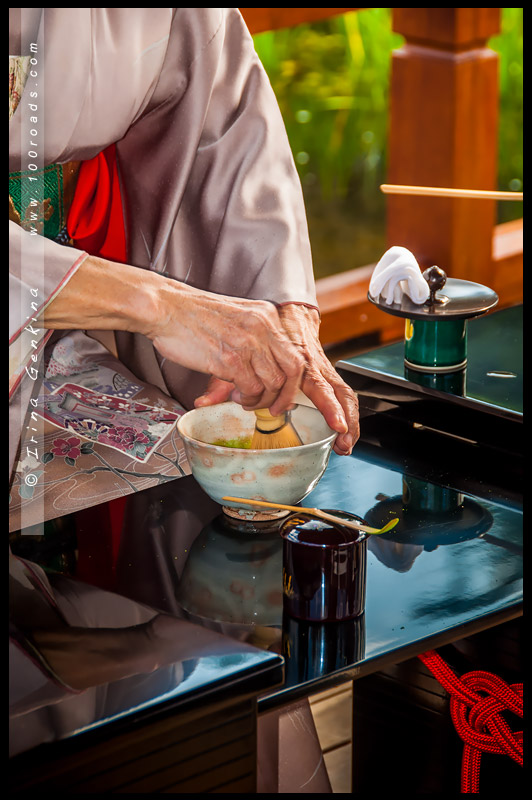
xmin=253 ymin=8 xmax=523 ymax=279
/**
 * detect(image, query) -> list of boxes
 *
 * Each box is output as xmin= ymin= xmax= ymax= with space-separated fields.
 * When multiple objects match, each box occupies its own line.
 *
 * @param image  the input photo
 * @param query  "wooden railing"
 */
xmin=240 ymin=8 xmax=523 ymax=347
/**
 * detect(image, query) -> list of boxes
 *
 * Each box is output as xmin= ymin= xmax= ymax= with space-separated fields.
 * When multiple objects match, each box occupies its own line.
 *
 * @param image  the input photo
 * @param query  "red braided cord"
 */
xmin=418 ymin=650 xmax=523 ymax=793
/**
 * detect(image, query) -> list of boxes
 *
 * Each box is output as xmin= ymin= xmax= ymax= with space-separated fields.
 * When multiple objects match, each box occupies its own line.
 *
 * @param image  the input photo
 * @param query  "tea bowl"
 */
xmin=176 ymin=402 xmax=336 ymax=519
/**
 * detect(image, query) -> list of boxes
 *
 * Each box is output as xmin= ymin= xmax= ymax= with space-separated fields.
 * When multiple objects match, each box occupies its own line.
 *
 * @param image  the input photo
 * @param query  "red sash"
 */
xmin=67 ymin=143 xmax=127 ymax=263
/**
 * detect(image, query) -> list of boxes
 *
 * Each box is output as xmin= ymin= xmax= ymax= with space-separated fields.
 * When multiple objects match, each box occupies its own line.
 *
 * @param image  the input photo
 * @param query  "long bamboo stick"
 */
xmin=221 ymin=496 xmax=398 ymax=534
xmin=380 ymin=184 xmax=523 ymax=201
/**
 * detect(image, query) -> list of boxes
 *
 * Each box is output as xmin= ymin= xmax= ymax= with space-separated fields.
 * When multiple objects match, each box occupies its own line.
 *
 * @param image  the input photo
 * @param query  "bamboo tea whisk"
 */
xmin=251 ymin=409 xmax=302 ymax=450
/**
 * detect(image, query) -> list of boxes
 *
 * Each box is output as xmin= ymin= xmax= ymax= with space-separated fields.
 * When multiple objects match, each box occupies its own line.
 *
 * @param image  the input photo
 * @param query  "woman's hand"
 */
xmin=43 ymin=257 xmax=358 ymax=445
xmin=278 ymin=304 xmax=359 ymax=455
xmin=43 ymin=256 xmax=305 ymax=412
xmin=147 ymin=281 xmax=306 ymax=412
xmin=195 ymin=304 xmax=360 ymax=456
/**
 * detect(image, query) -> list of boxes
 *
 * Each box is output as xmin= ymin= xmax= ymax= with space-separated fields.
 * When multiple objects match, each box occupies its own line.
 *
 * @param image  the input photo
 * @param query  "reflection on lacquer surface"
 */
xmin=9 ymin=547 xmax=281 ymax=758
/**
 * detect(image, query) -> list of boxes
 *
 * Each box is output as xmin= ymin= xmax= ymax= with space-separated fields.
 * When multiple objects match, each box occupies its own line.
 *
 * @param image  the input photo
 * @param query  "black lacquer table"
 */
xmin=9 ymin=305 xmax=523 ymax=793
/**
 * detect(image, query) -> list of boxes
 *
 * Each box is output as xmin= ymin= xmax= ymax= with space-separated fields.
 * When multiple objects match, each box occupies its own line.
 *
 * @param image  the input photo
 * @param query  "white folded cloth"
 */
xmin=369 ymin=246 xmax=430 ymax=305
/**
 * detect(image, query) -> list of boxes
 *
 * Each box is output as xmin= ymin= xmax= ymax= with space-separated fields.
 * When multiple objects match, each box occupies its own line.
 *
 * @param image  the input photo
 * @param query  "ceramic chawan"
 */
xmin=177 ymin=402 xmax=336 ymax=519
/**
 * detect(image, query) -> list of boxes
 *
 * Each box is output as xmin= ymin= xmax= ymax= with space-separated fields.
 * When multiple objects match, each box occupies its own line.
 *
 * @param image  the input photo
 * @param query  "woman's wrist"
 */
xmin=43 ymin=255 xmax=169 ymax=336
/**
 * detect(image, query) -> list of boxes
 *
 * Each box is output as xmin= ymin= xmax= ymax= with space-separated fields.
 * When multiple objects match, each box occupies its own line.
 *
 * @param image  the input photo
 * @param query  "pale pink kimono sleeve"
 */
xmin=113 ymin=8 xmax=318 ymax=407
xmin=9 ymin=221 xmax=87 ymax=368
xmin=9 ymin=222 xmax=88 ymax=478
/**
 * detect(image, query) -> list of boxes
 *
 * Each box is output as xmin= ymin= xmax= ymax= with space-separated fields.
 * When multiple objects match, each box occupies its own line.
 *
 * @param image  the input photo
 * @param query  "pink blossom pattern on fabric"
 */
xmin=37 ymin=383 xmax=180 ymax=462
xmin=50 ymin=437 xmax=82 ymax=460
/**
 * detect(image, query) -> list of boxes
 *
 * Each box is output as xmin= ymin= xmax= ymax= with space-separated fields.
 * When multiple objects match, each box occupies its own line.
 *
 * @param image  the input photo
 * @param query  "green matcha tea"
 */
xmin=211 ymin=436 xmax=253 ymax=449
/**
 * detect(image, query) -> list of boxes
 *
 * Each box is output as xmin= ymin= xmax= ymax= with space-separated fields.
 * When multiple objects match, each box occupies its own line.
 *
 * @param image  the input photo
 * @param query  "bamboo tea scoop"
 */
xmin=222 ymin=496 xmax=398 ymax=535
xmin=380 ymin=184 xmax=523 ymax=201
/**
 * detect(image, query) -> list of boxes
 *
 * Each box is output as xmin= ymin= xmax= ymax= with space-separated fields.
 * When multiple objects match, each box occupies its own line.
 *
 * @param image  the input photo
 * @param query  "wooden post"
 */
xmin=387 ymin=8 xmax=501 ymax=285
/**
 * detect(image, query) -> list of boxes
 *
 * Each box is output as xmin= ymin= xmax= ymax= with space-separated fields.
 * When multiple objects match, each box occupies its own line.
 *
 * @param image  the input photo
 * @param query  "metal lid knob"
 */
xmin=422 ymin=266 xmax=448 ymax=305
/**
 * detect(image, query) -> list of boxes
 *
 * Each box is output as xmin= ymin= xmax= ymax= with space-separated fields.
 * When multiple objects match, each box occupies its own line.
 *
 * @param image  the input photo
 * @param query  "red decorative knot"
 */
xmin=418 ymin=650 xmax=523 ymax=793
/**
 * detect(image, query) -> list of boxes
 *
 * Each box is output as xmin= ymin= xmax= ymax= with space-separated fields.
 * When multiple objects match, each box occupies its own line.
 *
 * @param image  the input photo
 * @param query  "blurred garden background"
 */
xmin=252 ymin=8 xmax=523 ymax=280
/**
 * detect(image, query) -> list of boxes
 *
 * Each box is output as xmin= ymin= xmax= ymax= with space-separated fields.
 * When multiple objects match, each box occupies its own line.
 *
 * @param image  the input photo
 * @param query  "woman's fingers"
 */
xmin=235 ymin=346 xmax=304 ymax=411
xmin=194 ymin=377 xmax=234 ymax=407
xmin=330 ymin=377 xmax=360 ymax=454
xmin=190 ymin=303 xmax=360 ymax=457
xmin=215 ymin=323 xmax=304 ymax=409
xmin=150 ymin=282 xmax=360 ymax=450
xmin=301 ymin=366 xmax=359 ymax=455
xmin=150 ymin=285 xmax=305 ymax=411
xmin=216 ymin=342 xmax=267 ymax=399
xmin=189 ymin=300 xmax=360 ymax=458
xmin=277 ymin=304 xmax=360 ymax=455
xmin=252 ymin=337 xmax=305 ymax=411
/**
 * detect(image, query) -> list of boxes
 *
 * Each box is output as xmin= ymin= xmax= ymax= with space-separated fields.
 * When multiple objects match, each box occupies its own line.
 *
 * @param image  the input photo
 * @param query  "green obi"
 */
xmin=9 ymin=161 xmax=80 ymax=243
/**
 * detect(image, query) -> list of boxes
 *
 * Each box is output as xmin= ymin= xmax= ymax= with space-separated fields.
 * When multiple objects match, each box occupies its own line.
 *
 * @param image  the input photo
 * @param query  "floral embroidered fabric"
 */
xmin=10 ymin=337 xmax=190 ymax=531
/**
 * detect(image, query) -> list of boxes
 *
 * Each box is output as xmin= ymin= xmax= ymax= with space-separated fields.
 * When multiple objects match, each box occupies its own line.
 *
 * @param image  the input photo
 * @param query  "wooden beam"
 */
xmin=491 ymin=218 xmax=523 ymax=308
xmin=239 ymin=8 xmax=361 ymax=35
xmin=388 ymin=7 xmax=502 ymax=50
xmin=492 ymin=217 xmax=523 ymax=263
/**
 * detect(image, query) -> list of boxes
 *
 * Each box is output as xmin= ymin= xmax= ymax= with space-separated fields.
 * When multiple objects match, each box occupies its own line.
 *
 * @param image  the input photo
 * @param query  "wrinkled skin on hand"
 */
xmin=149 ymin=287 xmax=306 ymax=412
xmin=195 ymin=303 xmax=360 ymax=456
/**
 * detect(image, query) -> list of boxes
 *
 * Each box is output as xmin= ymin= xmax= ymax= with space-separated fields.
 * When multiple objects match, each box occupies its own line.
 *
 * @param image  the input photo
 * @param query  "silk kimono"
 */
xmin=9 ymin=8 xmax=317 ymax=531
